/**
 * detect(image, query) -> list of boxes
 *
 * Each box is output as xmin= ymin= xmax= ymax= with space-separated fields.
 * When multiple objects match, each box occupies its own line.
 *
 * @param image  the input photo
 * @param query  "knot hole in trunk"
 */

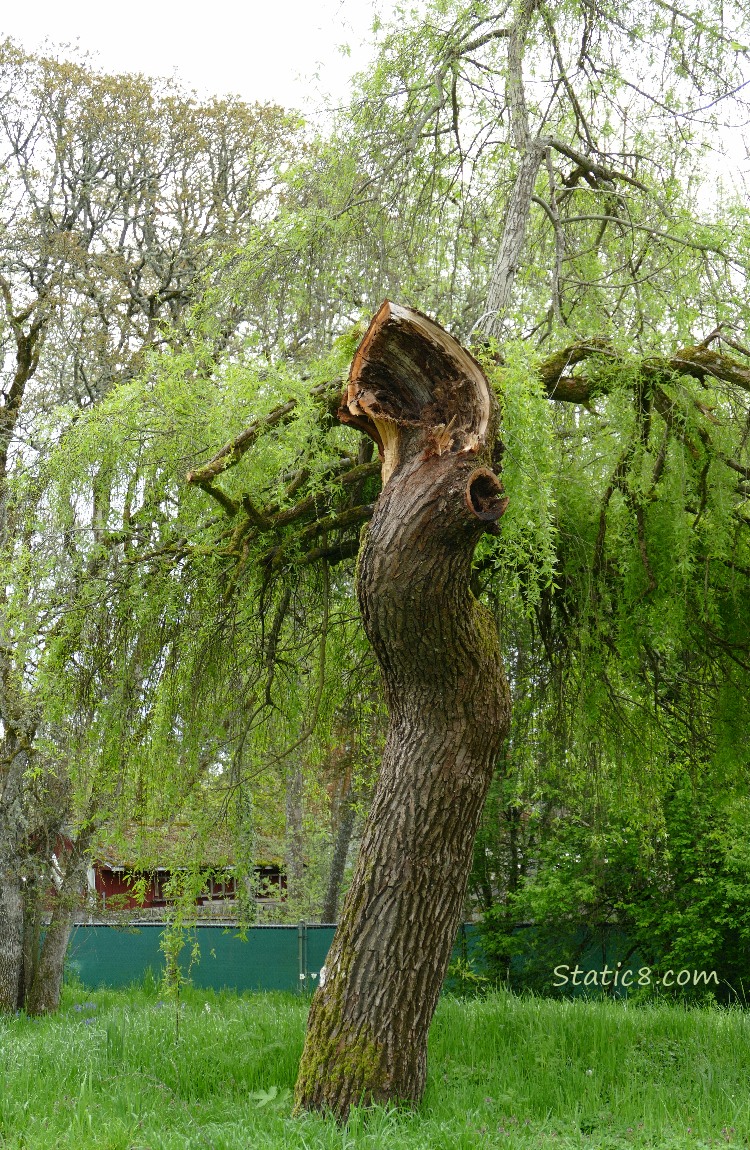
xmin=466 ymin=467 xmax=509 ymax=527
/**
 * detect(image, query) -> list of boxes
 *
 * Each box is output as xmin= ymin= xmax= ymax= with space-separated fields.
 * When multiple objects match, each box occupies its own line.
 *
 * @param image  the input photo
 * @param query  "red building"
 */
xmin=88 ymin=825 xmax=283 ymax=915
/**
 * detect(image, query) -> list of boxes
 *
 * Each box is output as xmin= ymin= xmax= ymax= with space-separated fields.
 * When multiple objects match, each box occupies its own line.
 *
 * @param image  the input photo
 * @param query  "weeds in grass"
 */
xmin=0 ymin=986 xmax=748 ymax=1148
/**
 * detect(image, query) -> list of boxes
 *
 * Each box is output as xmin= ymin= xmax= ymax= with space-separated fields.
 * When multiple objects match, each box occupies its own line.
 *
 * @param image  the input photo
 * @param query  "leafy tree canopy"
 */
xmin=2 ymin=0 xmax=750 ymax=1028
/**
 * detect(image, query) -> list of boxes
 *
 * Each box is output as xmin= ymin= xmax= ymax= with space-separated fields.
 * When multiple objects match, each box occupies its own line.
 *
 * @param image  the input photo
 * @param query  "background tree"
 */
xmin=0 ymin=39 xmax=292 ymax=1014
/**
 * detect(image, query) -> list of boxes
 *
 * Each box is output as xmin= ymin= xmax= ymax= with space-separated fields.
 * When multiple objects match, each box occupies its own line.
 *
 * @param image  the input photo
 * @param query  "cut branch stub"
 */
xmin=341 ymin=300 xmax=500 ymax=484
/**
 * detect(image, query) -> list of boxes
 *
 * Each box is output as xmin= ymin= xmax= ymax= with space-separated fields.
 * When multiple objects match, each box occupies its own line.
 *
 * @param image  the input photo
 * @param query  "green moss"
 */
xmin=471 ymin=597 xmax=502 ymax=667
xmin=294 ymin=981 xmax=389 ymax=1117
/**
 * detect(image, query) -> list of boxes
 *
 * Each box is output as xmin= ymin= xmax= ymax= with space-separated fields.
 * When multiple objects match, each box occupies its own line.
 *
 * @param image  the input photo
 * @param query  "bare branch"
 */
xmin=186 ymin=381 xmax=339 ymax=486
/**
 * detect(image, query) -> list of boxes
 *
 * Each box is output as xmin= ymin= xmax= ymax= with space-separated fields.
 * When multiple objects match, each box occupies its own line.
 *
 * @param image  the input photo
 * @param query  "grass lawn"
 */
xmin=1 ymin=985 xmax=749 ymax=1149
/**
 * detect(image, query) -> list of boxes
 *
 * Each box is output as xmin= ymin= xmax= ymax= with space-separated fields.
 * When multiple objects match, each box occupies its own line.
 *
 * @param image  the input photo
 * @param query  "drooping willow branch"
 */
xmin=179 ymin=320 xmax=750 ymax=594
xmin=538 ymin=334 xmax=750 ymax=494
xmin=186 ymin=380 xmax=340 ymax=487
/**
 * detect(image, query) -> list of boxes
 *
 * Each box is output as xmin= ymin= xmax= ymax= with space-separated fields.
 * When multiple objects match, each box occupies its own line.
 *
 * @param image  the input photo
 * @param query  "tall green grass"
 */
xmin=0 ymin=986 xmax=748 ymax=1148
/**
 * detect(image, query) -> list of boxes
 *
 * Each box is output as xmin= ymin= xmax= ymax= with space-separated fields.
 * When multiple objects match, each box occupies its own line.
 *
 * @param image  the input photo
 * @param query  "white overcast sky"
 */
xmin=4 ymin=1 xmax=746 ymax=185
xmin=3 ymin=0 xmax=403 ymax=112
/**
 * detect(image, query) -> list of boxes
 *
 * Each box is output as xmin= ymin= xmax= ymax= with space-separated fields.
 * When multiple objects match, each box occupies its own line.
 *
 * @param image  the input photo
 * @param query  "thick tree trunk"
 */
xmin=26 ymin=908 xmax=75 ymax=1015
xmin=0 ymin=737 xmax=31 ymax=1013
xmin=21 ymin=879 xmax=43 ymax=1004
xmin=295 ymin=302 xmax=512 ymax=1119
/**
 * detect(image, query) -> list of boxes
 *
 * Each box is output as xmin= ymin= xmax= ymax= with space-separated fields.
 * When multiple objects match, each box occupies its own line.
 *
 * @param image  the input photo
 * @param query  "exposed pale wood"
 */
xmin=341 ymin=300 xmax=495 ymax=485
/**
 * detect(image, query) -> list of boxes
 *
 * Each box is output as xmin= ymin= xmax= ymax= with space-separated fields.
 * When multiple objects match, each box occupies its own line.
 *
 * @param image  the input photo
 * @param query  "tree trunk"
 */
xmin=285 ymin=759 xmax=306 ymax=910
xmin=0 ymin=868 xmax=24 ymax=1011
xmin=476 ymin=0 xmax=543 ymax=343
xmin=481 ymin=142 xmax=544 ymax=340
xmin=26 ymin=907 xmax=75 ymax=1015
xmin=0 ymin=736 xmax=31 ymax=1013
xmin=21 ymin=878 xmax=43 ymax=1005
xmin=295 ymin=301 xmax=512 ymax=1119
xmin=26 ymin=849 xmax=88 ymax=1016
xmin=321 ymin=782 xmax=356 ymax=923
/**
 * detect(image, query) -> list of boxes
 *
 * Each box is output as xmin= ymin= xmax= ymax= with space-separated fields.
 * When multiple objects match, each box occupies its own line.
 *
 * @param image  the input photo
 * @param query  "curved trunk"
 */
xmin=295 ymin=302 xmax=511 ymax=1119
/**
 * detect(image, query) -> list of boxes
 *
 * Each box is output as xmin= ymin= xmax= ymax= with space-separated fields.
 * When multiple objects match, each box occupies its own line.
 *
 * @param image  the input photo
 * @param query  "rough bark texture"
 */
xmin=0 ymin=868 xmax=24 ymax=1011
xmin=478 ymin=0 xmax=542 ymax=342
xmin=26 ymin=842 xmax=90 ymax=1016
xmin=0 ymin=730 xmax=90 ymax=1015
xmin=21 ymin=880 xmax=42 ymax=1005
xmin=295 ymin=301 xmax=512 ymax=1119
xmin=26 ymin=908 xmax=72 ymax=1016
xmin=481 ymin=144 xmax=544 ymax=339
xmin=0 ymin=737 xmax=31 ymax=1013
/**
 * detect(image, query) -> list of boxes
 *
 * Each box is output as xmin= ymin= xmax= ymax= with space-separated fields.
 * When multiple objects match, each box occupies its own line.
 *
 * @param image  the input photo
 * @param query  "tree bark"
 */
xmin=321 ymin=782 xmax=356 ymax=923
xmin=295 ymin=301 xmax=512 ymax=1119
xmin=21 ymin=879 xmax=42 ymax=1005
xmin=0 ymin=868 xmax=24 ymax=1012
xmin=481 ymin=143 xmax=545 ymax=340
xmin=285 ymin=759 xmax=306 ymax=910
xmin=26 ymin=912 xmax=72 ymax=1016
xmin=26 ymin=843 xmax=89 ymax=1016
xmin=0 ymin=736 xmax=32 ymax=1013
xmin=476 ymin=0 xmax=542 ymax=342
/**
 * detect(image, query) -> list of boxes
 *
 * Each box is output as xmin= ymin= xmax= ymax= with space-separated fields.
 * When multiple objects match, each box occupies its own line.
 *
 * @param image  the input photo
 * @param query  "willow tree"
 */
xmin=283 ymin=0 xmax=750 ymax=1111
xmin=45 ymin=289 xmax=748 ymax=1113
xmin=287 ymin=302 xmax=511 ymax=1110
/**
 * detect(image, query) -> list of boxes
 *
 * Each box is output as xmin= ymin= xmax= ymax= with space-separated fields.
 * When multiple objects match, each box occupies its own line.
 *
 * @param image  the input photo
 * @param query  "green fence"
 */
xmin=66 ymin=921 xmax=643 ymax=996
xmin=66 ymin=923 xmax=483 ymax=993
xmin=451 ymin=921 xmax=646 ymax=998
xmin=66 ymin=923 xmax=337 ymax=993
